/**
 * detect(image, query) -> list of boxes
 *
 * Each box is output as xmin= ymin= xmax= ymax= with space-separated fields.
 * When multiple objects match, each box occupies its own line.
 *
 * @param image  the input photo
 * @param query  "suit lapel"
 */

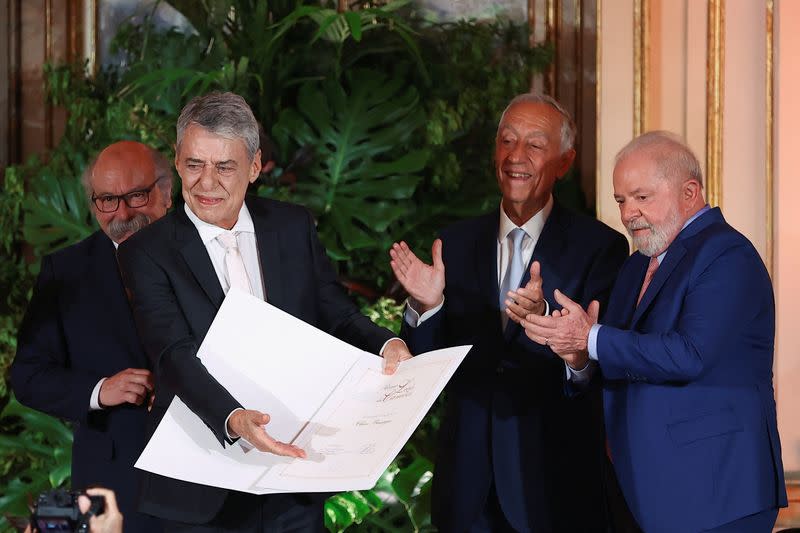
xmin=474 ymin=211 xmax=502 ymax=334
xmin=249 ymin=199 xmax=284 ymax=309
xmin=628 ymin=208 xmax=722 ymax=327
xmin=613 ymin=253 xmax=649 ymax=328
xmin=503 ymin=202 xmax=568 ymax=342
xmin=175 ymin=208 xmax=226 ymax=309
xmin=90 ymin=233 xmax=146 ymax=363
xmin=630 ymin=239 xmax=686 ymax=327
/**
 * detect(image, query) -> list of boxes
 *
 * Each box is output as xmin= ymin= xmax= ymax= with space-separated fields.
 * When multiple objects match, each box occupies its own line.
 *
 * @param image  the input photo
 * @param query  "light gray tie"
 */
xmin=216 ymin=231 xmax=253 ymax=295
xmin=499 ymin=227 xmax=527 ymax=312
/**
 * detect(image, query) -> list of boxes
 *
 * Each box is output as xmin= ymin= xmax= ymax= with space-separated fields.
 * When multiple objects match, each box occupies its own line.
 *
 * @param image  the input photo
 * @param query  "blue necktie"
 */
xmin=499 ymin=227 xmax=527 ymax=312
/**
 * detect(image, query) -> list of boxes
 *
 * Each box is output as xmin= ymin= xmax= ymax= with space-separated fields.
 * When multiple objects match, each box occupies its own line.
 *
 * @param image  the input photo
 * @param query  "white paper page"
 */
xmin=198 ymin=289 xmax=369 ymax=442
xmin=135 ymin=289 xmax=370 ymax=491
xmin=135 ymin=289 xmax=470 ymax=494
xmin=254 ymin=345 xmax=470 ymax=492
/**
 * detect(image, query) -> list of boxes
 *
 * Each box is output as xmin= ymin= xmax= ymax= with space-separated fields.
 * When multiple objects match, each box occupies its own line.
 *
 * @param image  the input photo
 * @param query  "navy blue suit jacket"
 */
xmin=11 ymin=230 xmax=159 ymax=533
xmin=117 ymin=197 xmax=395 ymax=524
xmin=403 ymin=202 xmax=629 ymax=532
xmin=597 ymin=208 xmax=787 ymax=532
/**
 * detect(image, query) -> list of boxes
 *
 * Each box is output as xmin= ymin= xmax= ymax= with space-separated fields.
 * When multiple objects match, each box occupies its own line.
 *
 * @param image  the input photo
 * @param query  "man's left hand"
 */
xmin=505 ymin=260 xmax=546 ymax=324
xmin=382 ymin=339 xmax=412 ymax=375
xmin=522 ymin=289 xmax=599 ymax=369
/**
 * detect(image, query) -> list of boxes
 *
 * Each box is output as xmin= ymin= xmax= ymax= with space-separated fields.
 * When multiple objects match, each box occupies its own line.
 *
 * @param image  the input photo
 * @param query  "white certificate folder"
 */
xmin=135 ymin=288 xmax=470 ymax=494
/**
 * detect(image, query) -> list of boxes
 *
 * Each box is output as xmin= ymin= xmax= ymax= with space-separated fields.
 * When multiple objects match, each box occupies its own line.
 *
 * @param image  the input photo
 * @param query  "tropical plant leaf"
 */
xmin=271 ymin=68 xmax=427 ymax=260
xmin=22 ymin=169 xmax=95 ymax=257
xmin=391 ymin=456 xmax=434 ymax=505
xmin=0 ymin=398 xmax=73 ymax=524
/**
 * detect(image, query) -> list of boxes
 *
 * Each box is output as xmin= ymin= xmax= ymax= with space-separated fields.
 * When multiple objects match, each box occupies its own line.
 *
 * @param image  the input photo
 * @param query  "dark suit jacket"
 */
xmin=402 ymin=202 xmax=629 ymax=532
xmin=597 ymin=208 xmax=787 ymax=532
xmin=117 ymin=197 xmax=395 ymax=524
xmin=11 ymin=230 xmax=158 ymax=533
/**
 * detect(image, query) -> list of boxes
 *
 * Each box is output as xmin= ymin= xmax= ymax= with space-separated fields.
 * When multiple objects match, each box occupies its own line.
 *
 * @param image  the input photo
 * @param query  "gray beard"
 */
xmin=627 ymin=210 xmax=683 ymax=257
xmin=107 ymin=213 xmax=151 ymax=242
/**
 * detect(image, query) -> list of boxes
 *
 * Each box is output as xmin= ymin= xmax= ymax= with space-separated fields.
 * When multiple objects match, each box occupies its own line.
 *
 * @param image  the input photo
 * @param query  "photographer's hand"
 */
xmin=78 ymin=488 xmax=123 ymax=533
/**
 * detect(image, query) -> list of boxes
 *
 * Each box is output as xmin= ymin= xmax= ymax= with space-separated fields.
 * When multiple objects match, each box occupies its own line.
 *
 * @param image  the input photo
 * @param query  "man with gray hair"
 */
xmin=12 ymin=140 xmax=173 ymax=532
xmin=117 ymin=91 xmax=412 ymax=532
xmin=523 ymin=131 xmax=787 ymax=531
xmin=389 ymin=93 xmax=629 ymax=531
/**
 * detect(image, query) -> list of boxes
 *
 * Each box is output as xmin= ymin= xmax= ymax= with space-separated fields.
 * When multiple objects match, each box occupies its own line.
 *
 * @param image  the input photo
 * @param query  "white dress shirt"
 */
xmin=184 ymin=203 xmax=266 ymax=301
xmin=405 ymin=196 xmax=553 ymax=327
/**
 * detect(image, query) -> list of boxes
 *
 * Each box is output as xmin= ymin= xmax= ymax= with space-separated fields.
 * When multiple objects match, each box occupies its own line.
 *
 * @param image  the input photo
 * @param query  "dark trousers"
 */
xmin=469 ymin=483 xmax=518 ymax=533
xmin=703 ymin=508 xmax=779 ymax=532
xmin=160 ymin=491 xmax=326 ymax=533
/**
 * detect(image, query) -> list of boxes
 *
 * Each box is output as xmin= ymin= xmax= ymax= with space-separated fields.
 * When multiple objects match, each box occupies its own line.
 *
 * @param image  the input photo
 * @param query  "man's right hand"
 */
xmin=98 ymin=368 xmax=153 ymax=408
xmin=227 ymin=409 xmax=307 ymax=458
xmin=389 ymin=239 xmax=445 ymax=314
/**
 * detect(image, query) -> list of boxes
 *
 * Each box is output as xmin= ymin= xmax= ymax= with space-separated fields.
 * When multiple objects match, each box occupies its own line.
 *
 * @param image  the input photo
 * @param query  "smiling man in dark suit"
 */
xmin=117 ymin=91 xmax=412 ymax=532
xmin=12 ymin=140 xmax=173 ymax=533
xmin=389 ymin=93 xmax=629 ymax=532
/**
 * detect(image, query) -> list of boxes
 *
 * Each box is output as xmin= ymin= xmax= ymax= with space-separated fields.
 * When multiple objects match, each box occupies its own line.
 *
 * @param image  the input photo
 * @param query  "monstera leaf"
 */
xmin=271 ymin=68 xmax=428 ymax=260
xmin=22 ymin=165 xmax=96 ymax=258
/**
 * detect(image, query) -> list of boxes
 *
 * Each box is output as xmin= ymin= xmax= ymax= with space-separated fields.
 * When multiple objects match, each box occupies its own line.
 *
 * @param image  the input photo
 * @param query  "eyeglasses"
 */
xmin=91 ymin=178 xmax=163 ymax=213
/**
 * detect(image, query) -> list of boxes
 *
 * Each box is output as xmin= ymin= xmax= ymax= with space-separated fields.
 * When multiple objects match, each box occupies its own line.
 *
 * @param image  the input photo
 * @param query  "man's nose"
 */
xmin=621 ymin=203 xmax=640 ymax=224
xmin=507 ymin=143 xmax=526 ymax=162
xmin=198 ymin=165 xmax=216 ymax=190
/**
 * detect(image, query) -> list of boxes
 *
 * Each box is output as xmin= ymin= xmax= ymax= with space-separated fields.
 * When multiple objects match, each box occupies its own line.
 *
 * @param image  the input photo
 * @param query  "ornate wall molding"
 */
xmin=766 ymin=0 xmax=774 ymax=275
xmin=633 ymin=0 xmax=649 ymax=137
xmin=706 ymin=0 xmax=725 ymax=208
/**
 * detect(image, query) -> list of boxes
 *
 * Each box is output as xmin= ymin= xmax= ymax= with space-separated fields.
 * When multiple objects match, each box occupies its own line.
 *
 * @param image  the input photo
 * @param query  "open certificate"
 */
xmin=134 ymin=288 xmax=470 ymax=493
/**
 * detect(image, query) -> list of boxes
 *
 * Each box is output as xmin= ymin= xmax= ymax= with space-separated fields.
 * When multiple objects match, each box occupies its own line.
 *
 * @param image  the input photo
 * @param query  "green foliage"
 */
xmin=0 ymin=397 xmax=73 ymax=532
xmin=0 ymin=169 xmax=32 ymax=401
xmin=271 ymin=68 xmax=428 ymax=262
xmin=0 ymin=1 xmax=557 ymax=530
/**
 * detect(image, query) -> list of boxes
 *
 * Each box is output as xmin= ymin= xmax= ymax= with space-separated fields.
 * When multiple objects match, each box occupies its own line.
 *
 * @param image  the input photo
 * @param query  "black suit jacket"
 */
xmin=403 ymin=202 xmax=629 ymax=532
xmin=117 ymin=197 xmax=395 ymax=524
xmin=11 ymin=231 xmax=158 ymax=533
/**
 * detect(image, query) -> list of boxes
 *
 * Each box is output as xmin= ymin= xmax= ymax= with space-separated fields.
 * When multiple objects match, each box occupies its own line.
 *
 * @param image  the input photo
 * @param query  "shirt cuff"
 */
xmin=565 ymin=359 xmax=597 ymax=385
xmin=404 ymin=297 xmax=444 ymax=328
xmin=542 ymin=298 xmax=550 ymax=317
xmin=224 ymin=407 xmax=255 ymax=451
xmin=379 ymin=337 xmax=406 ymax=356
xmin=588 ymin=324 xmax=602 ymax=361
xmin=89 ymin=378 xmax=106 ymax=410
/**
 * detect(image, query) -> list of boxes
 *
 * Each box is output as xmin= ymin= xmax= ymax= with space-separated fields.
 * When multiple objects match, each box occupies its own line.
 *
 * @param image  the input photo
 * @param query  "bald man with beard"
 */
xmin=12 ymin=141 xmax=173 ymax=532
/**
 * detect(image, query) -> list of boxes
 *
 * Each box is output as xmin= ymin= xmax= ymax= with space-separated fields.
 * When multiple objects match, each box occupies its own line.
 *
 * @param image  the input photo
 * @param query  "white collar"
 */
xmin=498 ymin=195 xmax=553 ymax=242
xmin=184 ymin=202 xmax=255 ymax=245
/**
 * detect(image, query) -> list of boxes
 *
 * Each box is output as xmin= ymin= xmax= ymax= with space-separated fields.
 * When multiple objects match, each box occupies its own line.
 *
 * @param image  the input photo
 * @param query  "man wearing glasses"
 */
xmin=11 ymin=140 xmax=173 ymax=533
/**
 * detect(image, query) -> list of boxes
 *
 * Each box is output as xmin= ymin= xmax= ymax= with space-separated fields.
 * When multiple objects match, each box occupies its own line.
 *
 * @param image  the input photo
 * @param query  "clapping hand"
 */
xmin=521 ymin=289 xmax=600 ymax=370
xmin=505 ymin=261 xmax=547 ymax=324
xmin=389 ymin=240 xmax=445 ymax=314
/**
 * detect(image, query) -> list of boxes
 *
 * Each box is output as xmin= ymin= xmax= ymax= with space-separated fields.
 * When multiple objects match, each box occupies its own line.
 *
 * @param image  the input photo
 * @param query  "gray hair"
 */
xmin=615 ymin=130 xmax=703 ymax=186
xmin=498 ymin=93 xmax=577 ymax=153
xmin=176 ymin=92 xmax=259 ymax=161
xmin=81 ymin=146 xmax=174 ymax=204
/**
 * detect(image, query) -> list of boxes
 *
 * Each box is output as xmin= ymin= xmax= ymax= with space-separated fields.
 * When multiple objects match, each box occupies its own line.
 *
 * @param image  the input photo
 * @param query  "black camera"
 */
xmin=30 ymin=489 xmax=104 ymax=533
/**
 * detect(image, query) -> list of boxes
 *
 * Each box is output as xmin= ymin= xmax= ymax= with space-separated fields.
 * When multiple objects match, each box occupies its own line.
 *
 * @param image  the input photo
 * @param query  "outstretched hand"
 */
xmin=390 ymin=239 xmax=445 ymax=314
xmin=521 ymin=289 xmax=600 ymax=369
xmin=227 ymin=409 xmax=306 ymax=458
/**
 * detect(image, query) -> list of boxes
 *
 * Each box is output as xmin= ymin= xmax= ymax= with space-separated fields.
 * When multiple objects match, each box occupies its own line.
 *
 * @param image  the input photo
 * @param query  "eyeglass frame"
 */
xmin=90 ymin=177 xmax=166 ymax=213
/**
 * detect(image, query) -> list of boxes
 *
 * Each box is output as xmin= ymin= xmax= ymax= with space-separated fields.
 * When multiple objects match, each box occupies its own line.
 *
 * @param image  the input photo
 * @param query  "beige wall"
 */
xmin=597 ymin=0 xmax=634 ymax=235
xmin=598 ymin=0 xmax=799 ymax=472
xmin=775 ymin=0 xmax=800 ymax=473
